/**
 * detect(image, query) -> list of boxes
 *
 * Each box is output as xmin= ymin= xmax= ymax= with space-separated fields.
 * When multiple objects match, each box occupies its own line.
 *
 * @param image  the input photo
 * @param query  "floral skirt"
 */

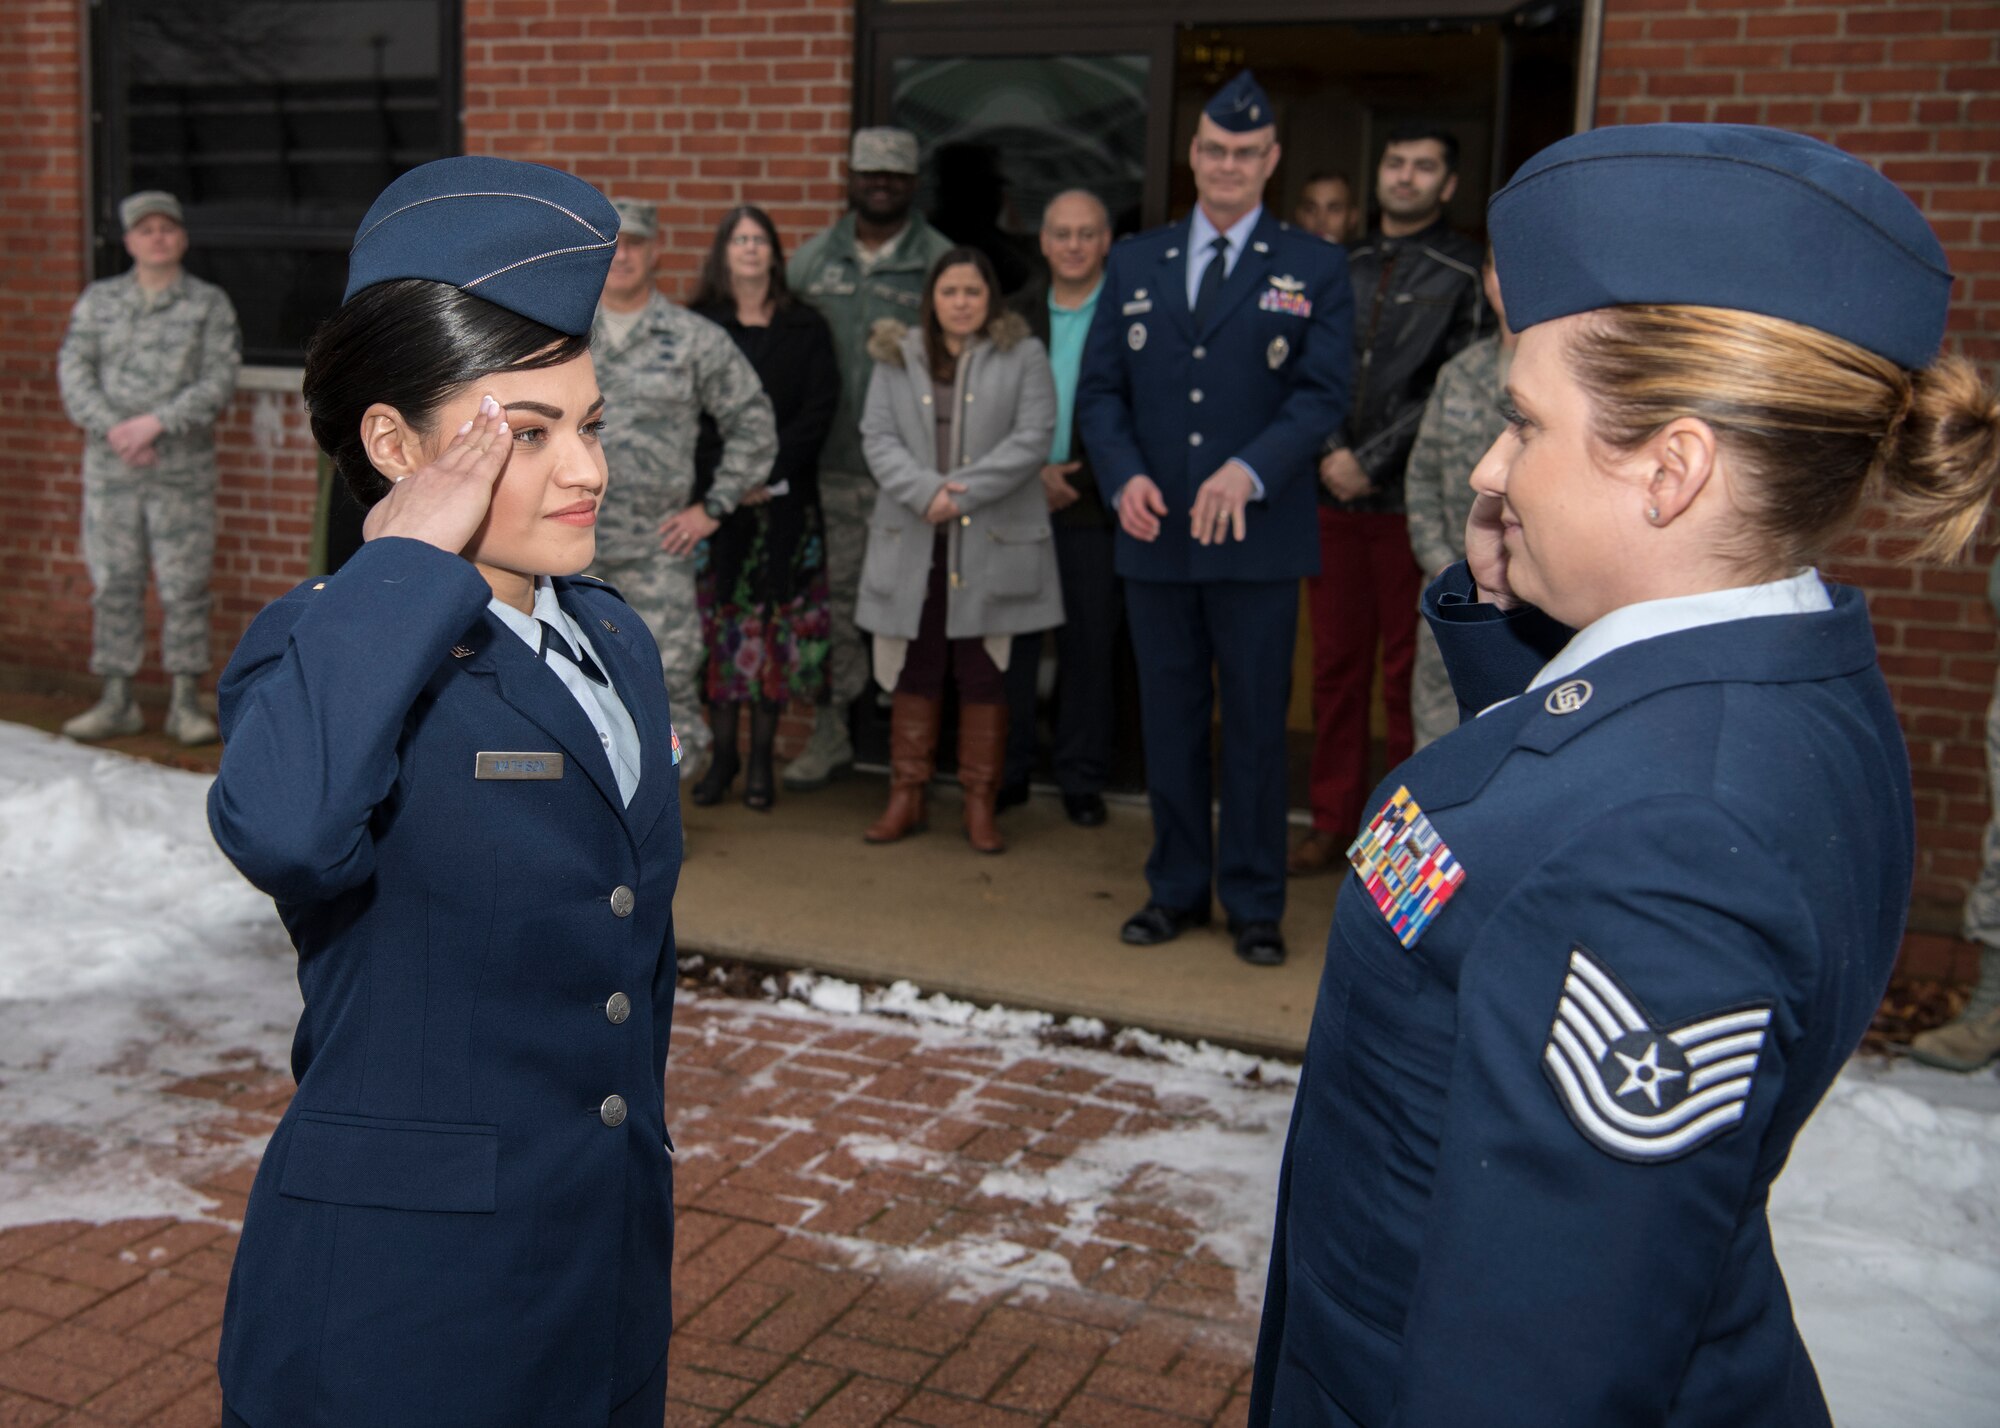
xmin=696 ymin=495 xmax=832 ymax=706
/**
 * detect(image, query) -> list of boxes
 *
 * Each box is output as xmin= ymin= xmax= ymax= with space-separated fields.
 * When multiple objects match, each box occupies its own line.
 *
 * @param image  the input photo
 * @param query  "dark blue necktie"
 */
xmin=538 ymin=618 xmax=607 ymax=686
xmin=1193 ymin=233 xmax=1231 ymax=329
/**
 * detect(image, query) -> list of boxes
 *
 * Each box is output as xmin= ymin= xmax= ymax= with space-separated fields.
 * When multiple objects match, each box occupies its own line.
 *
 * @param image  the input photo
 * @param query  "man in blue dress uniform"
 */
xmin=1076 ymin=71 xmax=1353 ymax=966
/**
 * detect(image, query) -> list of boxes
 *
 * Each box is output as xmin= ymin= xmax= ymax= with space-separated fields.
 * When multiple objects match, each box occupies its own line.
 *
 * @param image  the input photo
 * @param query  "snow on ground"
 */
xmin=0 ymin=723 xmax=299 ymax=1226
xmin=1 ymin=720 xmax=1997 ymax=1425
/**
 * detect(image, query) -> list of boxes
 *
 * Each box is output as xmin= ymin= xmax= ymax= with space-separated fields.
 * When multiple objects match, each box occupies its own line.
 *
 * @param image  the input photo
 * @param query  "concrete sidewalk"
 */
xmin=676 ymin=778 xmax=1339 ymax=1057
xmin=0 ymin=990 xmax=1281 ymax=1427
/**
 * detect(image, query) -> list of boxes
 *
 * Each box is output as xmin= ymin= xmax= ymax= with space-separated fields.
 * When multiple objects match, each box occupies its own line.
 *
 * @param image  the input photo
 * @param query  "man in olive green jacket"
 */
xmin=786 ymin=126 xmax=954 ymax=789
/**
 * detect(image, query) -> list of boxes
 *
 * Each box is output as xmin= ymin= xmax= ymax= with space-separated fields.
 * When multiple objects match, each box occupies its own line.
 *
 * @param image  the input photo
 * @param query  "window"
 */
xmin=91 ymin=0 xmax=461 ymax=367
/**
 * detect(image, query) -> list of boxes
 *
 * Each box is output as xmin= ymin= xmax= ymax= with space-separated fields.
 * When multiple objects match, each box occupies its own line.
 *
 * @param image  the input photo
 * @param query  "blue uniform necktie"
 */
xmin=538 ymin=618 xmax=607 ymax=686
xmin=1193 ymin=234 xmax=1230 ymax=329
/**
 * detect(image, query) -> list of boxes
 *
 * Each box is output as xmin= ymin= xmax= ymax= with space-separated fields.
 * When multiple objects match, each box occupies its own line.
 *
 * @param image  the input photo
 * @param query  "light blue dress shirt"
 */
xmin=1479 ymin=569 xmax=1834 ymax=718
xmin=1186 ymin=205 xmax=1263 ymax=308
xmin=1530 ymin=569 xmax=1831 ymax=692
xmin=1184 ymin=204 xmax=1268 ymax=498
xmin=488 ymin=578 xmax=644 ymax=804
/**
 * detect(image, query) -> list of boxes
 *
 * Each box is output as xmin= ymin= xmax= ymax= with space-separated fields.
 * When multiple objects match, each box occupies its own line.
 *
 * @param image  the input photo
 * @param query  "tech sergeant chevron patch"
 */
xmin=1543 ymin=944 xmax=1773 ymax=1164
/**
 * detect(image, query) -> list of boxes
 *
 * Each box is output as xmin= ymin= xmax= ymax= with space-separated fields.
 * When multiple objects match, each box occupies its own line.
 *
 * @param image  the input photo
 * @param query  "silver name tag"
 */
xmin=475 ymin=751 xmax=565 ymax=780
xmin=1122 ymin=299 xmax=1153 ymax=315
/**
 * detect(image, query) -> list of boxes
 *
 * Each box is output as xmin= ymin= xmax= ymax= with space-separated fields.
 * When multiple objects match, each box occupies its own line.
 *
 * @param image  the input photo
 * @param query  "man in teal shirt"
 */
xmin=1001 ymin=189 xmax=1121 ymax=826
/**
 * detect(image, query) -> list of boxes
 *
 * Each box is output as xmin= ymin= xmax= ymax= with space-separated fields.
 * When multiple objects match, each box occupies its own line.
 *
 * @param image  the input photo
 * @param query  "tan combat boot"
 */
xmin=163 ymin=675 xmax=220 ymax=746
xmin=783 ymin=704 xmax=855 ymax=791
xmin=1909 ymin=1004 xmax=2000 ymax=1073
xmin=61 ymin=676 xmax=143 ymax=742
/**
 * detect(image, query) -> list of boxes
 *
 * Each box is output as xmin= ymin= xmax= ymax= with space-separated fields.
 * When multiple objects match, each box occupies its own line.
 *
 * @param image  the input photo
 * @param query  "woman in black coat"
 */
xmin=688 ymin=205 xmax=839 ymax=809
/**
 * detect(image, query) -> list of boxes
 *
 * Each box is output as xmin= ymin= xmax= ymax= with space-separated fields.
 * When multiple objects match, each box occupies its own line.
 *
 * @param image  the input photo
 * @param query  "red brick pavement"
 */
xmin=0 ymin=992 xmax=1278 ymax=1426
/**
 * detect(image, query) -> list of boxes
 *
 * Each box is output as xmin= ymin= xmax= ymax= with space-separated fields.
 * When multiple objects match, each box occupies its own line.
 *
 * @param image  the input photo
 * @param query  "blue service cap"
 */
xmin=342 ymin=155 xmax=619 ymax=337
xmin=1204 ymin=70 xmax=1274 ymax=134
xmin=1488 ymin=124 xmax=1953 ymax=370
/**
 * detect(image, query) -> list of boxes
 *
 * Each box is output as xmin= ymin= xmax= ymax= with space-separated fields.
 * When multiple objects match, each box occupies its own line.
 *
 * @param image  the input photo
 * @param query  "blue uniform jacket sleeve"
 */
xmin=1231 ymin=251 xmax=1355 ymax=505
xmin=207 ymin=538 xmax=493 ymax=905
xmin=1423 ymin=561 xmax=1574 ymax=717
xmin=1076 ymin=245 xmax=1147 ymax=507
xmin=1392 ymin=796 xmax=1808 ymax=1426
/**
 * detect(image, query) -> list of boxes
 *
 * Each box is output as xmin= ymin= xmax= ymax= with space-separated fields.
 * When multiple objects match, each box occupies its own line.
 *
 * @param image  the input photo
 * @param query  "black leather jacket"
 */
xmin=1326 ymin=218 xmax=1488 ymax=513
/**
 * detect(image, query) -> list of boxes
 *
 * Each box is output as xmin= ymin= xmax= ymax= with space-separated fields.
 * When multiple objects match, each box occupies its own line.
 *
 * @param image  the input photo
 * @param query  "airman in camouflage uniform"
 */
xmin=56 ymin=190 xmax=240 ymax=745
xmin=1911 ymin=552 xmax=2000 ymax=1071
xmin=784 ymin=127 xmax=955 ymax=789
xmin=590 ymin=199 xmax=777 ymax=782
xmin=1403 ymin=332 xmax=1509 ymax=751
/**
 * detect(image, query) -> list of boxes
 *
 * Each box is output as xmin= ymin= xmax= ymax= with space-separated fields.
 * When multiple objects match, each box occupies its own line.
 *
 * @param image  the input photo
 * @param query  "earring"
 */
xmin=1647 ymin=505 xmax=1661 ymax=524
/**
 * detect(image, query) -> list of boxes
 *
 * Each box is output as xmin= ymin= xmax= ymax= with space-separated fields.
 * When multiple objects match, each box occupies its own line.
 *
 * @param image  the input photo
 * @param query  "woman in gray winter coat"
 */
xmin=857 ymin=246 xmax=1059 ymax=853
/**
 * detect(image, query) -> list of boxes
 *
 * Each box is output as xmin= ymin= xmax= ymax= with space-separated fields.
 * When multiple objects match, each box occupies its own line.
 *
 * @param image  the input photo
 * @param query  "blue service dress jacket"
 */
xmin=1075 ymin=211 xmax=1354 ymax=584
xmin=1248 ymin=566 xmax=1912 ymax=1427
xmin=206 ymin=537 xmax=684 ymax=1428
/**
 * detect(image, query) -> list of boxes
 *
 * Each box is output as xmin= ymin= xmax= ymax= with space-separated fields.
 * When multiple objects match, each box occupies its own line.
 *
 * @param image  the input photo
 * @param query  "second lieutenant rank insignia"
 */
xmin=1346 ymin=786 xmax=1465 ymax=948
xmin=1544 ymin=945 xmax=1773 ymax=1164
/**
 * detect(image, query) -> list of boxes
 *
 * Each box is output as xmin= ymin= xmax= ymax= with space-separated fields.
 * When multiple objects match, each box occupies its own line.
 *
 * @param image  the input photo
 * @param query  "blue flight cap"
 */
xmin=1204 ymin=70 xmax=1274 ymax=134
xmin=342 ymin=156 xmax=619 ymax=337
xmin=1488 ymin=124 xmax=1952 ymax=370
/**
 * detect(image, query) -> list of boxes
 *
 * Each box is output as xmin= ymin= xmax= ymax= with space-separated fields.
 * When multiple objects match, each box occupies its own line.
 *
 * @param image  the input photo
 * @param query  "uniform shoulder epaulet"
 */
xmin=564 ymin=572 xmax=625 ymax=603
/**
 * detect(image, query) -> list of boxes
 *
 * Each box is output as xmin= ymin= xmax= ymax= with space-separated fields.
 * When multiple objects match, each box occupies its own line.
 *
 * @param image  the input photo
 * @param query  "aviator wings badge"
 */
xmin=1543 ymin=944 xmax=1773 ymax=1164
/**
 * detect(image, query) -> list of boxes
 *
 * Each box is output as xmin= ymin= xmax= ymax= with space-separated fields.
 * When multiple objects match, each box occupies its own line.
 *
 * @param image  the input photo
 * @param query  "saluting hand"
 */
xmin=1464 ymin=491 xmax=1520 ymax=610
xmin=925 ymin=482 xmax=969 ymax=525
xmin=362 ymin=395 xmax=512 ymax=552
xmin=1190 ymin=460 xmax=1255 ymax=546
xmin=1117 ymin=475 xmax=1167 ymax=543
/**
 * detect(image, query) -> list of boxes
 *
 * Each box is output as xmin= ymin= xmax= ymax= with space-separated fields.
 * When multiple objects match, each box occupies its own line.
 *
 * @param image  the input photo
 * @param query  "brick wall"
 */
xmin=1596 ymin=0 xmax=2000 ymax=924
xmin=0 ymin=1 xmax=91 ymax=674
xmin=0 ymin=3 xmax=323 ymax=686
xmin=461 ymin=0 xmax=854 ymax=286
xmin=0 ymin=0 xmax=855 ymax=707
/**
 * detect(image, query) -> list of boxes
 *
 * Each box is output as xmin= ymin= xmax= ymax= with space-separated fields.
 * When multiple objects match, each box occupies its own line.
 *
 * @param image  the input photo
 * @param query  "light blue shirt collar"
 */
xmin=1186 ymin=205 xmax=1262 ymax=306
xmin=1529 ymin=569 xmax=1833 ymax=693
xmin=487 ymin=578 xmax=644 ymax=804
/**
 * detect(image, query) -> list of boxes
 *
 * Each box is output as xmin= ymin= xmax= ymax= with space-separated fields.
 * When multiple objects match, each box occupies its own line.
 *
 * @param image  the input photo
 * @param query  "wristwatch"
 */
xmin=701 ymin=494 xmax=729 ymax=521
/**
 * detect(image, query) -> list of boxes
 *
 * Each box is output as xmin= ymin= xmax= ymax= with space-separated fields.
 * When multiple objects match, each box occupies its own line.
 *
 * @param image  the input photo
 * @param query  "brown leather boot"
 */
xmin=956 ymin=702 xmax=1008 ymax=854
xmin=864 ymin=693 xmax=941 ymax=843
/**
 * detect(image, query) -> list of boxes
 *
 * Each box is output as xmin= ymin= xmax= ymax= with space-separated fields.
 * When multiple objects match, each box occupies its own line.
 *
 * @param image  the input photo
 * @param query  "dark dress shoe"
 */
xmin=996 ymin=778 xmax=1031 ymax=812
xmin=1062 ymin=792 xmax=1108 ymax=827
xmin=1231 ymin=920 xmax=1287 ymax=967
xmin=1120 ymin=902 xmax=1212 ymax=946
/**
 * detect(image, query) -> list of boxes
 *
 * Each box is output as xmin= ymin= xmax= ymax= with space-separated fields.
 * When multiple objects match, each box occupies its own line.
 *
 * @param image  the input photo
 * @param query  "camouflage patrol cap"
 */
xmin=610 ymin=198 xmax=659 ymax=240
xmin=119 ymin=191 xmax=184 ymax=230
xmin=850 ymin=128 xmax=919 ymax=176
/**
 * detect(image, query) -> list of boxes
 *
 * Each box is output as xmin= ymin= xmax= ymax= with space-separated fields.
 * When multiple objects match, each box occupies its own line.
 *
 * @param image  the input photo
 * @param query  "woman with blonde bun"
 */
xmin=1250 ymin=124 xmax=1998 ymax=1428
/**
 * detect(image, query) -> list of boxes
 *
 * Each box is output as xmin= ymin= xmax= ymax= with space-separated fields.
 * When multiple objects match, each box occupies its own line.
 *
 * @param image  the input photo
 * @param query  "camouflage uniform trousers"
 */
xmin=1410 ymin=618 xmax=1458 ymax=752
xmin=818 ymin=470 xmax=875 ymax=710
xmin=589 ymin=551 xmax=711 ymax=761
xmin=1964 ymin=673 xmax=2000 ymax=952
xmin=82 ymin=479 xmax=215 ymax=678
